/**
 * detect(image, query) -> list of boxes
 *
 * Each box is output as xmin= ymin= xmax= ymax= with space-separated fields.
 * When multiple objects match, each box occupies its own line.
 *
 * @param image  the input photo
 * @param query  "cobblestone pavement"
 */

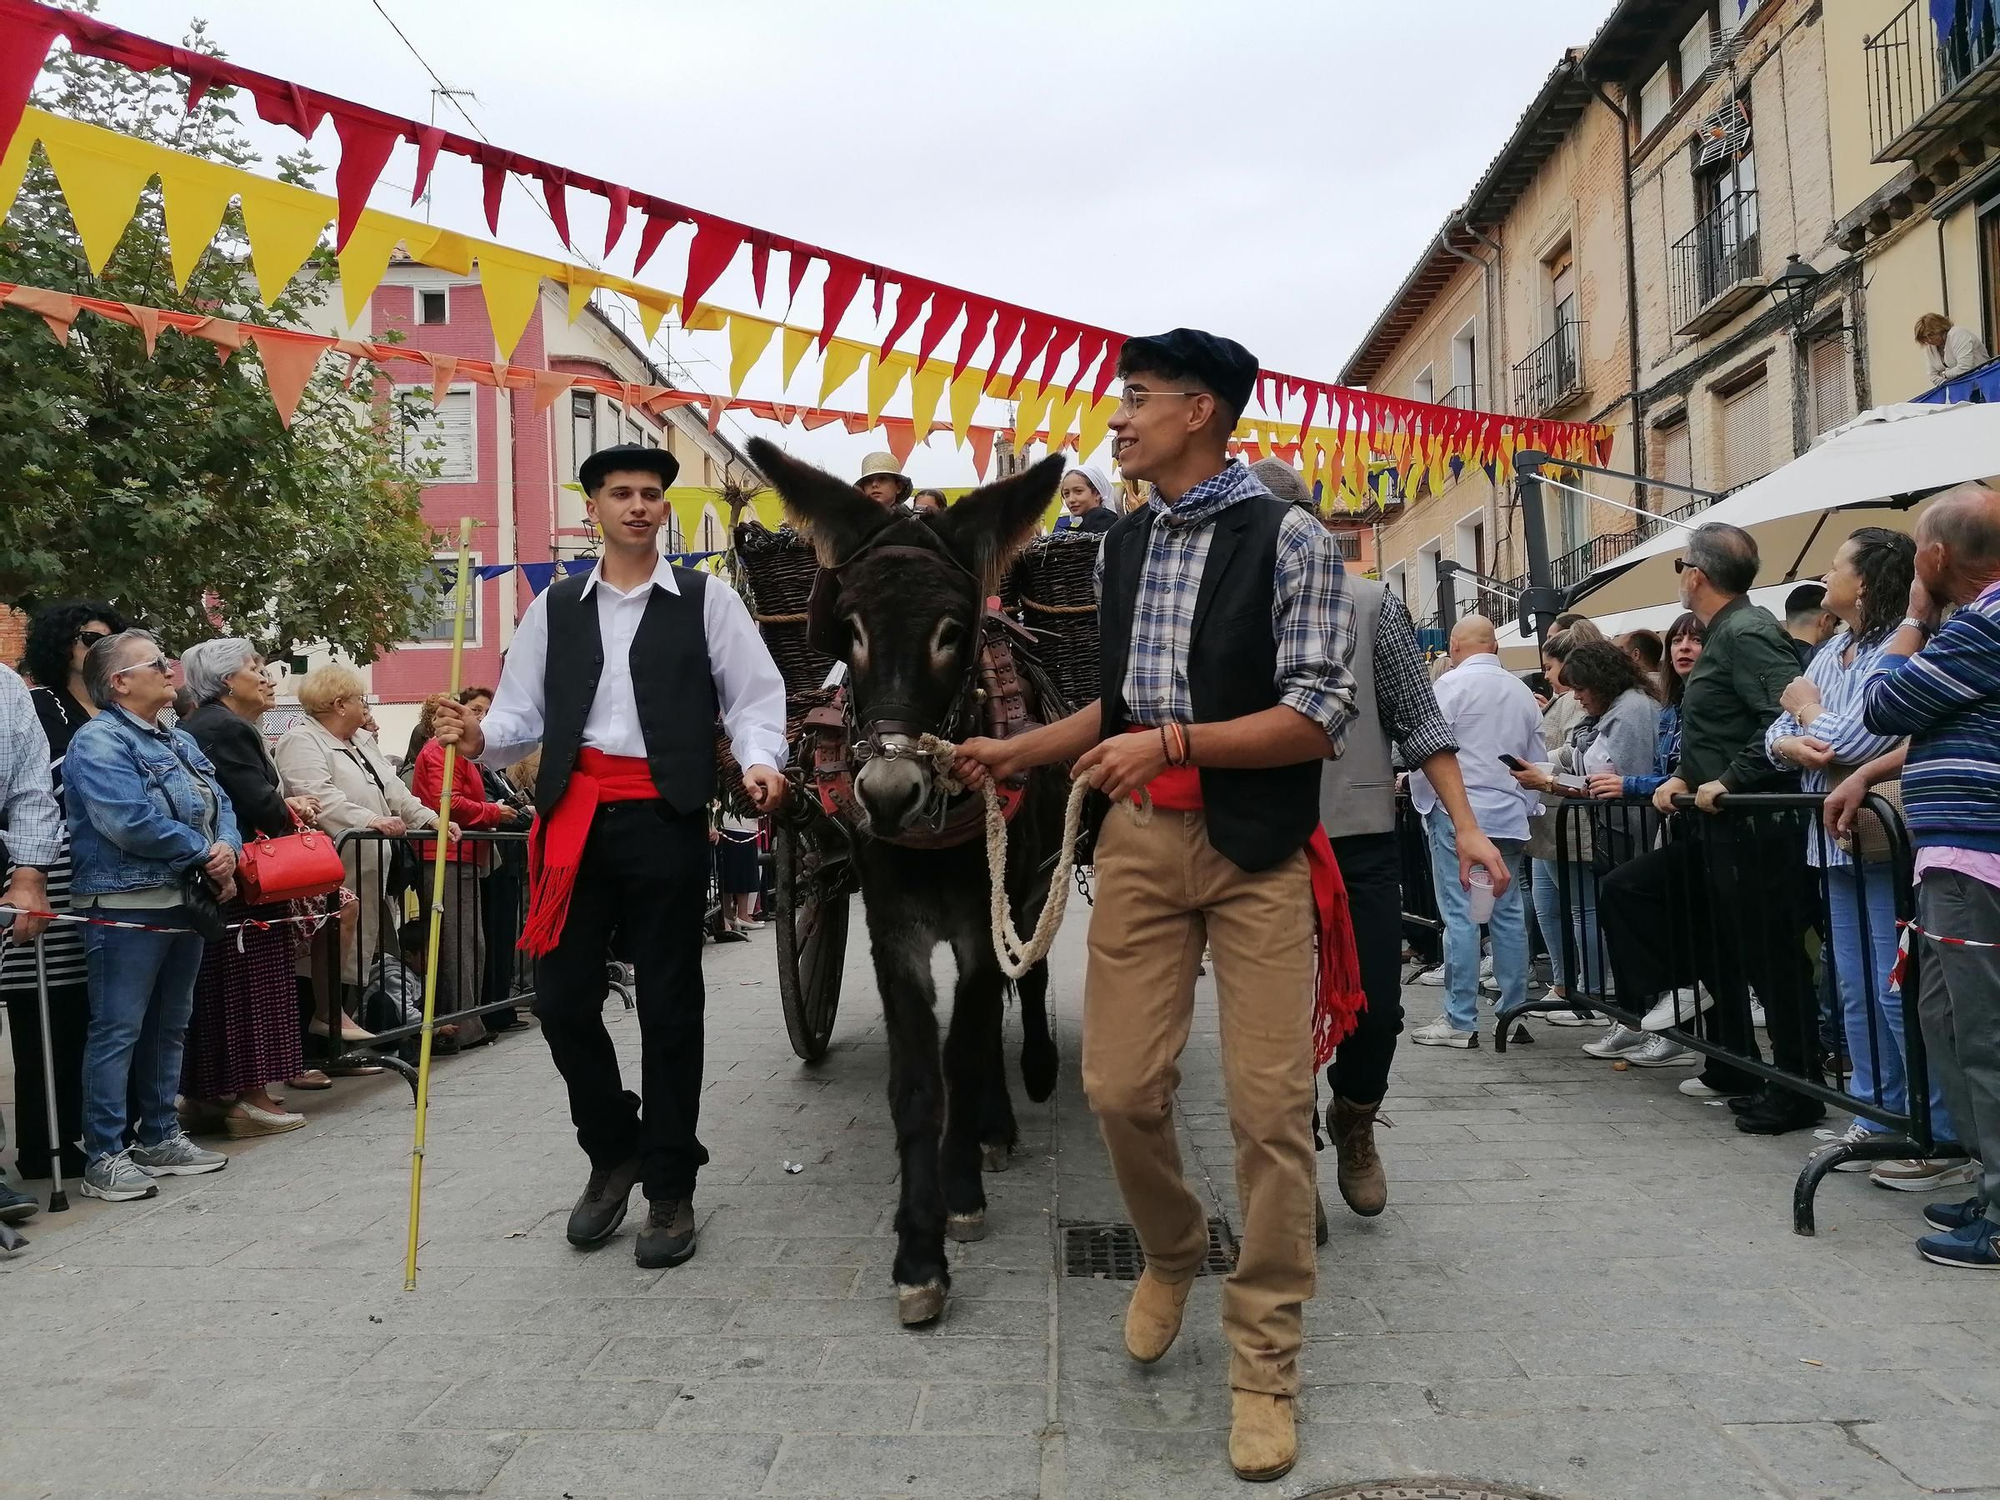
xmin=3 ymin=894 xmax=1998 ymax=1499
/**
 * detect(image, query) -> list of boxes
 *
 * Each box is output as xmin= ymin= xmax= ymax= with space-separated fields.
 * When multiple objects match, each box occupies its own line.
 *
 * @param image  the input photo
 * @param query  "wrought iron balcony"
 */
xmin=1669 ymin=189 xmax=1761 ymax=337
xmin=1512 ymin=321 xmax=1584 ymax=416
xmin=1441 ymin=383 xmax=1478 ymax=409
xmin=1866 ymin=0 xmax=2000 ymax=163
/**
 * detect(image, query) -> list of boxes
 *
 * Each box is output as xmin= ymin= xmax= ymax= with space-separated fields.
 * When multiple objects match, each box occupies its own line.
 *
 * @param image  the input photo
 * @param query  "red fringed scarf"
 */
xmin=518 ymin=748 xmax=659 ymax=958
xmin=1137 ymin=759 xmax=1367 ymax=1067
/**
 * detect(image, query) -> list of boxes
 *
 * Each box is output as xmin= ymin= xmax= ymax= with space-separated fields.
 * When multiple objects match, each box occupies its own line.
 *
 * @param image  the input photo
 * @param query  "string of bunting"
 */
xmin=0 ymin=5 xmax=1614 ymax=496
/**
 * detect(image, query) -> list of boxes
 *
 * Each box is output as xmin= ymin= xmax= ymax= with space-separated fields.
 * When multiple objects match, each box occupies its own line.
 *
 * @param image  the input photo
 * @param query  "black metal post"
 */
xmin=1512 ymin=451 xmax=1562 ymax=643
xmin=1435 ymin=562 xmax=1458 ymax=631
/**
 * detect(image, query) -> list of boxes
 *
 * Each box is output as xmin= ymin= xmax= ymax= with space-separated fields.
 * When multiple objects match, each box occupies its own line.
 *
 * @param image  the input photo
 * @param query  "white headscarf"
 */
xmin=1062 ymin=464 xmax=1118 ymax=510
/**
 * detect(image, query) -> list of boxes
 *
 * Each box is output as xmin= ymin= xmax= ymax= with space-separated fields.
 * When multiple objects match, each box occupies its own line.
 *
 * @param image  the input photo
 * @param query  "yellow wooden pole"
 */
xmin=404 ymin=516 xmax=476 ymax=1291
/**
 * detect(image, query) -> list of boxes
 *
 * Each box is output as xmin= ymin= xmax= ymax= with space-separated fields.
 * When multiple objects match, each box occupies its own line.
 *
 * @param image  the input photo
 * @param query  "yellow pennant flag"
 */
xmin=818 ymin=338 xmax=867 ymax=405
xmin=633 ymin=292 xmax=674 ymax=343
xmin=948 ymin=366 xmax=984 ymax=447
xmin=405 ymin=223 xmax=474 ymax=275
xmin=1044 ymin=387 xmax=1086 ymax=453
xmin=38 ymin=126 xmax=155 ymax=275
xmin=336 ymin=215 xmax=402 ymax=327
xmin=780 ymin=325 xmax=813 ymax=389
xmin=683 ymin=304 xmax=727 ymax=333
xmin=1012 ymin=381 xmax=1052 ymax=450
xmin=235 ymin=180 xmax=333 ymax=306
xmin=156 ymin=158 xmax=236 ymax=291
xmin=865 ymin=353 xmax=905 ymax=426
xmin=727 ymin=314 xmax=777 ymax=395
xmin=1076 ymin=394 xmax=1116 ymax=461
xmin=565 ymin=270 xmax=598 ymax=325
xmin=474 ymin=244 xmax=549 ymax=360
xmin=907 ymin=360 xmax=949 ymax=440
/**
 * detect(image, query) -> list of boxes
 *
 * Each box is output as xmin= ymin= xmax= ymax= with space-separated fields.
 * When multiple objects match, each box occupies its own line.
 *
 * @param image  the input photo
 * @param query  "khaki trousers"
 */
xmin=1081 ymin=802 xmax=1318 ymax=1395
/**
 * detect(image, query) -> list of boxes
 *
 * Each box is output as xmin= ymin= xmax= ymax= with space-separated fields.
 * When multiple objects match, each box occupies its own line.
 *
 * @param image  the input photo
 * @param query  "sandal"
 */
xmin=286 ymin=1070 xmax=333 ymax=1091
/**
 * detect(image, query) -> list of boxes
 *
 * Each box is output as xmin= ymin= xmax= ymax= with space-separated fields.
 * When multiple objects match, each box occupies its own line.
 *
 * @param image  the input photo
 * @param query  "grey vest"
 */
xmin=1318 ymin=578 xmax=1397 ymax=839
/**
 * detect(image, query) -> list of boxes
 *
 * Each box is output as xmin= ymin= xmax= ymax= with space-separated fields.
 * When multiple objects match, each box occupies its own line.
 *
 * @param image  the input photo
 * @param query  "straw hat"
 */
xmin=855 ymin=452 xmax=912 ymax=501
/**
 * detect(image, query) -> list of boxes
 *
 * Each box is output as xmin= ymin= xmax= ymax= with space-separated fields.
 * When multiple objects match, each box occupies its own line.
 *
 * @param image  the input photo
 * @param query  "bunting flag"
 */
xmin=0 ymin=105 xmax=1613 ymax=482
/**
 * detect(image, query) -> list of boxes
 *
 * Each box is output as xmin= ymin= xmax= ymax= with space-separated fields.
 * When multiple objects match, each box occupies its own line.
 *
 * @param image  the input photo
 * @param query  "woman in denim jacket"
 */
xmin=62 ymin=631 xmax=241 ymax=1203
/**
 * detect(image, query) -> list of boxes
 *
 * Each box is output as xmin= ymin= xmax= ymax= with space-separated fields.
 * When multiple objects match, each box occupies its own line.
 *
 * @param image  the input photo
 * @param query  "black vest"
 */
xmin=533 ymin=569 xmax=717 ymax=817
xmin=1097 ymin=497 xmax=1322 ymax=873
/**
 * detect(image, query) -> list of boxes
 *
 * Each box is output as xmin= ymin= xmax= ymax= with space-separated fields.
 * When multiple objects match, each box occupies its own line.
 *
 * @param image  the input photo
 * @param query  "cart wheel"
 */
xmin=774 ymin=821 xmax=850 ymax=1063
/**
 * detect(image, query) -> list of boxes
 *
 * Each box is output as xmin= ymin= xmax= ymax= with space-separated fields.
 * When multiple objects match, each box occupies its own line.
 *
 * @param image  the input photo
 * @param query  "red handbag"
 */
xmin=237 ymin=815 xmax=347 ymax=905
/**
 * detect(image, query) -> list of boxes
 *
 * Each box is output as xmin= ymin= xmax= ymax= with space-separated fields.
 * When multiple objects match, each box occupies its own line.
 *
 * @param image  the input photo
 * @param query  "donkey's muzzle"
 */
xmin=853 ymin=737 xmax=933 ymax=832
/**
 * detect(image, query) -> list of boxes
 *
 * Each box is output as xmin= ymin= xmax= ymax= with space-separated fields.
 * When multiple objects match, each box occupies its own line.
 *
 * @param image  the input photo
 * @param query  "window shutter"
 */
xmin=434 ymin=391 xmax=475 ymax=482
xmin=1652 ymin=420 xmax=1692 ymax=510
xmin=1808 ymin=338 xmax=1855 ymax=436
xmin=1716 ymin=377 xmax=1770 ymax=491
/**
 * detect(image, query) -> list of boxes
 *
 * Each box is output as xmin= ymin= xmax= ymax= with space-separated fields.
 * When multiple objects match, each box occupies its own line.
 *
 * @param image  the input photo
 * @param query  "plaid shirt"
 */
xmin=1372 ymin=589 xmax=1458 ymax=766
xmin=1101 ymin=461 xmax=1357 ymax=753
xmin=0 ymin=664 xmax=61 ymax=870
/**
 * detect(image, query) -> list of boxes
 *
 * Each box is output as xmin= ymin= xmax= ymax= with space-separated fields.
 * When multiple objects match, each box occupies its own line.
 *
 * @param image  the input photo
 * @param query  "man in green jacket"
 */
xmin=1597 ymin=522 xmax=1823 ymax=1133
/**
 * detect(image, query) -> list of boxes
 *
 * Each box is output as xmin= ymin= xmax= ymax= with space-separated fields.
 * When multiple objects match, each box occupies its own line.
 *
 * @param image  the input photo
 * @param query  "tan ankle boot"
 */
xmin=1229 ymin=1391 xmax=1297 ymax=1481
xmin=1122 ymin=1268 xmax=1194 ymax=1363
xmin=1328 ymin=1095 xmax=1388 ymax=1217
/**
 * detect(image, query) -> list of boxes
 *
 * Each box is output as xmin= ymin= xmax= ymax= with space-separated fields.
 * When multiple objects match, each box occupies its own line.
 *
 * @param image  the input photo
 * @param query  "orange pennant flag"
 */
xmin=8 ymin=286 xmax=77 ymax=344
xmin=968 ymin=427 xmax=995 ymax=480
xmin=428 ymin=354 xmax=460 ymax=408
xmin=119 ymin=301 xmax=163 ymax=357
xmin=246 ymin=326 xmax=331 ymax=428
xmin=531 ymin=368 xmax=572 ymax=414
xmin=884 ymin=421 xmax=917 ymax=466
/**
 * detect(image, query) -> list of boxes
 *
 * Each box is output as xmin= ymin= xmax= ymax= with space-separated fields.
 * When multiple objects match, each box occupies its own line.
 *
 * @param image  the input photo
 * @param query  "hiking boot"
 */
xmin=567 ymin=1157 xmax=641 ymax=1248
xmin=131 ymin=1131 xmax=227 ymax=1176
xmin=1123 ymin=1268 xmax=1194 ymax=1363
xmin=1327 ymin=1096 xmax=1388 ymax=1217
xmin=635 ymin=1197 xmax=697 ymax=1269
xmin=79 ymin=1151 xmax=158 ymax=1202
xmin=1228 ymin=1391 xmax=1297 ymax=1482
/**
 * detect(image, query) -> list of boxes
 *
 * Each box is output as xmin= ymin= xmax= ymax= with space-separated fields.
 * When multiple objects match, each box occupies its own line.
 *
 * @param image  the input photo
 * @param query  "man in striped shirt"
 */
xmin=1863 ymin=482 xmax=2000 ymax=1270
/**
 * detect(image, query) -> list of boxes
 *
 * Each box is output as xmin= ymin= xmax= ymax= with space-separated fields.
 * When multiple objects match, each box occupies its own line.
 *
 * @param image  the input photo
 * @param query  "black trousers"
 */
xmin=482 ymin=858 xmax=523 ymax=1029
xmin=1326 ymin=831 xmax=1404 ymax=1107
xmin=532 ymin=802 xmax=710 ymax=1201
xmin=1597 ymin=814 xmax=1821 ymax=1096
xmin=4 ymin=980 xmax=88 ymax=1180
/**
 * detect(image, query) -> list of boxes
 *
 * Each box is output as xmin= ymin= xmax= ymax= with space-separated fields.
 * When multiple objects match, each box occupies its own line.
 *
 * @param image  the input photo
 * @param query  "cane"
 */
xmin=404 ymin=516 xmax=475 ymax=1291
xmin=32 ymin=935 xmax=67 ymax=1213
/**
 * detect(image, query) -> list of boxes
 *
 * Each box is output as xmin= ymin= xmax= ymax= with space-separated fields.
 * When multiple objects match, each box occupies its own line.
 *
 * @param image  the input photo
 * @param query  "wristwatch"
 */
xmin=1898 ymin=616 xmax=1936 ymax=638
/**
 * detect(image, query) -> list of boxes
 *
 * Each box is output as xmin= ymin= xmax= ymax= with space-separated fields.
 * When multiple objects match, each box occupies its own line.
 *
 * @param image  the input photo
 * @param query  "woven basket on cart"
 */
xmin=713 ymin=686 xmax=840 ymax=816
xmin=733 ymin=521 xmax=834 ymax=700
xmin=1005 ymin=530 xmax=1103 ymax=708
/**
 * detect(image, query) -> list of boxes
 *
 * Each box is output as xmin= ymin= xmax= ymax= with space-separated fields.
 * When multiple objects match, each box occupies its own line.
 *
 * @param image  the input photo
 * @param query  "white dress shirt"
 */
xmin=480 ymin=555 xmax=790 ymax=777
xmin=1407 ymin=652 xmax=1545 ymax=841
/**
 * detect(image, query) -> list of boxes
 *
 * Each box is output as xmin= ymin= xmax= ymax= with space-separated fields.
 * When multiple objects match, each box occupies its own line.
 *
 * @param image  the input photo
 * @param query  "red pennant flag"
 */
xmin=602 ymin=184 xmax=630 ymax=259
xmin=182 ymin=60 xmax=218 ymax=112
xmin=749 ymin=238 xmax=771 ymax=305
xmin=878 ymin=278 xmax=929 ymax=359
xmin=786 ymin=250 xmax=813 ymax=311
xmin=538 ymin=166 xmax=572 ymax=249
xmin=632 ymin=203 xmax=683 ymax=276
xmin=1092 ymin=335 xmax=1125 ymax=404
xmin=817 ymin=258 xmax=864 ymax=350
xmin=952 ymin=298 xmax=994 ymax=380
xmin=481 ymin=158 xmax=507 ymax=234
xmin=411 ymin=126 xmax=444 ymax=204
xmin=917 ymin=289 xmax=965 ymax=369
xmin=0 ymin=17 xmax=59 ymax=164
xmin=330 ymin=111 xmax=400 ymax=252
xmin=1064 ymin=328 xmax=1108 ymax=401
xmin=1035 ymin=324 xmax=1081 ymax=393
xmin=969 ymin=426 xmax=994 ymax=480
xmin=249 ymin=79 xmax=326 ymax=136
xmin=1008 ymin=312 xmax=1057 ymax=395
xmin=682 ymin=220 xmax=743 ymax=321
xmin=247 ymin=326 xmax=331 ymax=428
xmin=988 ymin=306 xmax=1026 ymax=385
xmin=870 ymin=271 xmax=886 ymax=323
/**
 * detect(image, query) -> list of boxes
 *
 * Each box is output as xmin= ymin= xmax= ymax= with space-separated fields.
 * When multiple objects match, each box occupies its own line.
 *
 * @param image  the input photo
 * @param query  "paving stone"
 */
xmin=761 ymin=1433 xmax=1040 ymax=1497
xmin=485 ymin=1431 xmax=780 ymax=1494
xmin=0 ymin=1428 xmax=266 ymax=1492
xmin=916 ymin=1382 xmax=1048 ymax=1435
xmin=662 ymin=1378 xmax=921 ymax=1433
xmin=415 ymin=1375 xmax=681 ymax=1430
xmin=585 ymin=1334 xmax=830 ymax=1381
xmin=1853 ymin=1415 xmax=2000 ymax=1490
xmin=1724 ymin=1421 xmax=1930 ymax=1497
xmin=225 ymin=1429 xmax=522 ymax=1492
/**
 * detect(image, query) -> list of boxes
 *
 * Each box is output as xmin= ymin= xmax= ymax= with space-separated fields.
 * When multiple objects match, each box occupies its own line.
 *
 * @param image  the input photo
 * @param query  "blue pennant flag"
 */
xmin=519 ymin=562 xmax=560 ymax=595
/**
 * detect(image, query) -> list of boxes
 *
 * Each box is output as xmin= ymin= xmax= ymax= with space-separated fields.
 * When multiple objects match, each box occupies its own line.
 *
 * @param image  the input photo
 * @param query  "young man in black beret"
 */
xmin=955 ymin=329 xmax=1356 ymax=1482
xmin=433 ymin=444 xmax=788 ymax=1269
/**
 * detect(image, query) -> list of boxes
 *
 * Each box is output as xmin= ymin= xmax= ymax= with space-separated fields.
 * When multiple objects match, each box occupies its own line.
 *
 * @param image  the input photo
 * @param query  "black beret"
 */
xmin=1117 ymin=328 xmax=1259 ymax=420
xmin=579 ymin=443 xmax=680 ymax=494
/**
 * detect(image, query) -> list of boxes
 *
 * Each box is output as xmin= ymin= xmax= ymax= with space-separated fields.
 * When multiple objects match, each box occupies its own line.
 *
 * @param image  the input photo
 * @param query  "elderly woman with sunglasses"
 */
xmin=62 ymin=631 xmax=240 ymax=1202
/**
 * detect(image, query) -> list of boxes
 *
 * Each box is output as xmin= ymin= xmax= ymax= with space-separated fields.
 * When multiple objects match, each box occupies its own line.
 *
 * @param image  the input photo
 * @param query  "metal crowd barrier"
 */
xmin=1394 ymin=791 xmax=1443 ymax=968
xmin=1496 ymin=791 xmax=1965 ymax=1235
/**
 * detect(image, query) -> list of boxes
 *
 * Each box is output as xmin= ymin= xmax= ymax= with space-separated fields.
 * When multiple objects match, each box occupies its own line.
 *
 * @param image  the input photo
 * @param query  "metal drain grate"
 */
xmin=1059 ymin=1218 xmax=1238 ymax=1279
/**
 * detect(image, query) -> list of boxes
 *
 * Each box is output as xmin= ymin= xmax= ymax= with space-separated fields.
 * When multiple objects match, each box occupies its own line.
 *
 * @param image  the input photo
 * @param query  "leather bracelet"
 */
xmin=1181 ymin=723 xmax=1194 ymax=768
xmin=1159 ymin=725 xmax=1173 ymax=767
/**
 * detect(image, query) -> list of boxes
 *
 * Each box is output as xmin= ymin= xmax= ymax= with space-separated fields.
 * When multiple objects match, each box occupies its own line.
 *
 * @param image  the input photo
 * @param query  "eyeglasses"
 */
xmin=112 ymin=655 xmax=170 ymax=678
xmin=74 ymin=629 xmax=112 ymax=647
xmin=1673 ymin=558 xmax=1699 ymax=575
xmin=1113 ymin=387 xmax=1201 ymax=414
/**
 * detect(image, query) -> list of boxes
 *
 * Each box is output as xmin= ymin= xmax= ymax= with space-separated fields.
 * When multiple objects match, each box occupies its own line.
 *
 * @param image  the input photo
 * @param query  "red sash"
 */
xmin=518 ymin=748 xmax=659 ymax=958
xmin=1129 ymin=736 xmax=1366 ymax=1066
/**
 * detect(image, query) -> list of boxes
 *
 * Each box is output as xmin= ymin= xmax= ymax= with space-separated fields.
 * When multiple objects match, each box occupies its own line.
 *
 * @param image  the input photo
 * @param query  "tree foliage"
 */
xmin=0 ymin=2 xmax=440 ymax=657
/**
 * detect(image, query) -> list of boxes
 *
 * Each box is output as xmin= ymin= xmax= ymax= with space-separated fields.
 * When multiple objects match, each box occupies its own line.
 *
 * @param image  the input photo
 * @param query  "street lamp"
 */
xmin=1765 ymin=254 xmax=1824 ymax=333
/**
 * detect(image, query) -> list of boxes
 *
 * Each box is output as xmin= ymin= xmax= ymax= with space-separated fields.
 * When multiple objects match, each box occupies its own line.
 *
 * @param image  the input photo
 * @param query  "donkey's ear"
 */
xmin=746 ymin=438 xmax=892 ymax=566
xmin=934 ymin=453 xmax=1068 ymax=593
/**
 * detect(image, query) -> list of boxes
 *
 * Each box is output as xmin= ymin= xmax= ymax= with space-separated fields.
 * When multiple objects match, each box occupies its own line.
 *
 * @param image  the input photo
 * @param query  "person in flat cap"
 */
xmin=432 ymin=442 xmax=788 ymax=1273
xmin=1248 ymin=458 xmax=1507 ymax=1233
xmin=854 ymin=452 xmax=912 ymax=508
xmin=953 ymin=329 xmax=1366 ymax=1481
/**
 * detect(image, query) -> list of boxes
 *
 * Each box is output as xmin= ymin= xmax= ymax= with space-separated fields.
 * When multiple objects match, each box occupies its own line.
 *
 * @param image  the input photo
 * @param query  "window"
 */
xmin=407 ymin=556 xmax=480 ymax=644
xmin=1652 ymin=418 xmax=1693 ymax=509
xmin=1559 ymin=484 xmax=1589 ymax=554
xmin=1548 ymin=248 xmax=1577 ymax=337
xmin=1412 ymin=365 xmax=1434 ymax=405
xmin=1678 ymin=15 xmax=1713 ymax=93
xmin=626 ymin=416 xmax=644 ymax=449
xmin=1448 ymin=322 xmax=1477 ymax=408
xmin=571 ymin=392 xmax=596 ymax=479
xmin=1807 ymin=334 xmax=1856 ymax=436
xmin=418 ymin=288 xmax=448 ymax=326
xmin=400 ymin=388 xmax=475 ymax=483
xmin=1716 ymin=372 xmax=1772 ymax=490
xmin=1638 ymin=62 xmax=1674 ymax=136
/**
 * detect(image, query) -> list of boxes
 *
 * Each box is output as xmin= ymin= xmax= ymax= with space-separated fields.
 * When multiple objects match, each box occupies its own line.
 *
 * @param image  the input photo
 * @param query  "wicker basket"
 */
xmin=734 ymin=521 xmax=836 ymax=701
xmin=1006 ymin=530 xmax=1103 ymax=708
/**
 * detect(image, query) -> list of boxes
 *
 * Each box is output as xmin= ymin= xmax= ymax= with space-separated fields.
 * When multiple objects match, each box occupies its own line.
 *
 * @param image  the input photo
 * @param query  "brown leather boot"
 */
xmin=1228 ymin=1391 xmax=1297 ymax=1481
xmin=1328 ymin=1096 xmax=1388 ymax=1217
xmin=1122 ymin=1268 xmax=1194 ymax=1363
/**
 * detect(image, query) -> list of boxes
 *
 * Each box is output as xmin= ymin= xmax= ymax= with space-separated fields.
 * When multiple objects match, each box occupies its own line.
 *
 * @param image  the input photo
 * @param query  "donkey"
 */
xmin=748 ymin=438 xmax=1068 ymax=1326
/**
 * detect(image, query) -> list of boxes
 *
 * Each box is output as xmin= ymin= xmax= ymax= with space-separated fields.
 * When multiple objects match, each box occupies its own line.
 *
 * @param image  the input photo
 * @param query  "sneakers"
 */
xmin=1639 ymin=986 xmax=1712 ymax=1033
xmin=1414 ymin=964 xmax=1446 ymax=986
xmin=1917 ymin=1215 xmax=2000 ymax=1269
xmin=567 ymin=1157 xmax=642 ymax=1247
xmin=1409 ymin=1017 xmax=1477 ymax=1049
xmin=635 ymin=1196 xmax=697 ymax=1269
xmin=1628 ymin=1034 xmax=1698 ymax=1067
xmin=1583 ymin=1023 xmax=1650 ymax=1059
xmin=1679 ymin=1077 xmax=1729 ymax=1097
xmin=80 ymin=1151 xmax=159 ymax=1202
xmin=0 ymin=1178 xmax=39 ymax=1224
xmin=1813 ymin=1119 xmax=1882 ymax=1172
xmin=1923 ymin=1196 xmax=1985 ymax=1232
xmin=1869 ymin=1157 xmax=1979 ymax=1193
xmin=131 ymin=1131 xmax=227 ymax=1176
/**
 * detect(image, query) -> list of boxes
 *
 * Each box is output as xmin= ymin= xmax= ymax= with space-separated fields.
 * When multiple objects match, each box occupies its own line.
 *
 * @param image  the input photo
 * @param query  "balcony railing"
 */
xmin=1482 ymin=493 xmax=1721 ymax=628
xmin=1512 ymin=321 xmax=1583 ymax=416
xmin=1669 ymin=189 xmax=1761 ymax=336
xmin=1441 ymin=383 xmax=1477 ymax=409
xmin=1866 ymin=0 xmax=2000 ymax=162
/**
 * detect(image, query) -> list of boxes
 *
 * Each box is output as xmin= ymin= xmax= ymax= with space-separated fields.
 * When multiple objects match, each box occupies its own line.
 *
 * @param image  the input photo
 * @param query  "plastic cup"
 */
xmin=1467 ymin=865 xmax=1496 ymax=924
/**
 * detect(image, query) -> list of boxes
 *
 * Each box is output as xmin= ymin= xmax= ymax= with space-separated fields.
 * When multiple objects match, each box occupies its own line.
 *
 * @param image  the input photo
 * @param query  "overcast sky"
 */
xmin=90 ymin=0 xmax=1617 ymax=484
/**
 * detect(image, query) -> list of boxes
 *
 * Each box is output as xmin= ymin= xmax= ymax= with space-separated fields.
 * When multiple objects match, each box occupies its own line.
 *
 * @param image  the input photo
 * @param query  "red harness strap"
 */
xmin=1133 ymin=743 xmax=1365 ymax=1067
xmin=519 ymin=748 xmax=660 ymax=958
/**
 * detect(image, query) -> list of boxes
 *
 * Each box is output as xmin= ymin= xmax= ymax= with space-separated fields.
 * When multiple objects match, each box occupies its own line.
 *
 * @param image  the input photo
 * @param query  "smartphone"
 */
xmin=1497 ymin=754 xmax=1527 ymax=771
